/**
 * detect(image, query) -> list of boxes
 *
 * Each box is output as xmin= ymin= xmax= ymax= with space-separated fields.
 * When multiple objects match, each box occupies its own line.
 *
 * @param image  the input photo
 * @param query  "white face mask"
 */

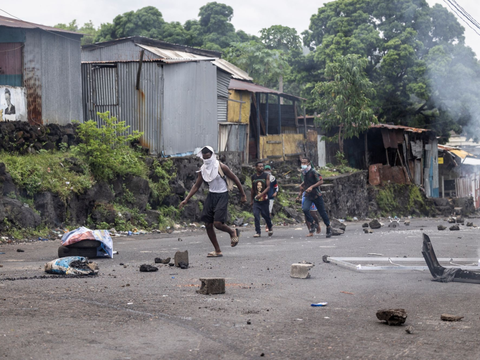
xmin=301 ymin=165 xmax=308 ymax=170
xmin=203 ymin=157 xmax=214 ymax=165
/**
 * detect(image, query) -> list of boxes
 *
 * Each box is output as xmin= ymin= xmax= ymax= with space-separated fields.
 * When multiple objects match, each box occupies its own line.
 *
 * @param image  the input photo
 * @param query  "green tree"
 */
xmin=313 ymin=55 xmax=377 ymax=153
xmin=198 ymin=2 xmax=239 ymax=49
xmin=95 ymin=6 xmax=165 ymax=42
xmin=298 ymin=0 xmax=479 ymax=140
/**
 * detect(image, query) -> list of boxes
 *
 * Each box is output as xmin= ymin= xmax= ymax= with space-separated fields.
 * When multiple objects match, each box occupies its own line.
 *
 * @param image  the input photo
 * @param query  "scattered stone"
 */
xmin=369 ymin=219 xmax=382 ymax=229
xmin=174 ymin=251 xmax=189 ymax=267
xmin=139 ymin=264 xmax=158 ymax=272
xmin=466 ymin=222 xmax=473 ymax=227
xmin=449 ymin=225 xmax=460 ymax=231
xmin=456 ymin=217 xmax=465 ymax=224
xmin=405 ymin=326 xmax=414 ymax=334
xmin=362 ymin=223 xmax=369 ymax=228
xmin=441 ymin=314 xmax=464 ymax=322
xmin=447 ymin=217 xmax=456 ymax=223
xmin=16 ymin=249 xmax=24 ymax=252
xmin=404 ymin=220 xmax=410 ymax=226
xmin=330 ymin=219 xmax=346 ymax=231
xmin=376 ymin=309 xmax=407 ymax=326
xmin=178 ymin=261 xmax=189 ymax=269
xmin=331 ymin=228 xmax=344 ymax=236
xmin=155 ymin=257 xmax=171 ymax=264
xmin=363 ymin=228 xmax=373 ymax=234
xmin=168 ymin=263 xmax=174 ymax=267
xmin=246 ymin=320 xmax=251 ymax=325
xmin=233 ymin=218 xmax=244 ymax=227
xmin=197 ymin=277 xmax=225 ymax=295
xmin=438 ymin=225 xmax=446 ymax=230
xmin=290 ymin=263 xmax=314 ymax=279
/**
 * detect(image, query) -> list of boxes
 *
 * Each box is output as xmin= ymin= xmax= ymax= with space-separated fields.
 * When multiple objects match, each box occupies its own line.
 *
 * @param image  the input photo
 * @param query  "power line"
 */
xmin=0 ymin=8 xmax=81 ymax=43
xmin=443 ymin=0 xmax=480 ymax=36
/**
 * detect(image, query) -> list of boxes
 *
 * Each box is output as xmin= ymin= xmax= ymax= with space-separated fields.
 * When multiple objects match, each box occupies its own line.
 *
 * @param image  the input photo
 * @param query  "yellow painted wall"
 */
xmin=228 ymin=90 xmax=251 ymax=124
xmin=260 ymin=133 xmax=310 ymax=160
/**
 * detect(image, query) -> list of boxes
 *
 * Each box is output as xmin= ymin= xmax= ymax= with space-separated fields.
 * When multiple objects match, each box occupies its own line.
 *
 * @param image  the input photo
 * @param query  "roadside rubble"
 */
xmin=44 ymin=256 xmax=98 ymax=276
xmin=376 ymin=309 xmax=407 ymax=325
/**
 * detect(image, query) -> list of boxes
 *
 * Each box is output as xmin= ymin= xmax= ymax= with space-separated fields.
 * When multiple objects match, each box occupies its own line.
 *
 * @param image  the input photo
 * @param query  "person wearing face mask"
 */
xmin=179 ymin=146 xmax=247 ymax=257
xmin=298 ymin=158 xmax=332 ymax=237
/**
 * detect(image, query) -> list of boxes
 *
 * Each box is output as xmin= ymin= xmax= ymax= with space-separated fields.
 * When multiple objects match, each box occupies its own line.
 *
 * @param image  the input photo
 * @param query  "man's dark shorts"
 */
xmin=201 ymin=192 xmax=229 ymax=223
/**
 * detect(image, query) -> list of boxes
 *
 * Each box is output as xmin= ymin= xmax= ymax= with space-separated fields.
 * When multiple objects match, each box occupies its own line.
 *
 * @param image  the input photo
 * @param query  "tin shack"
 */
xmin=0 ymin=15 xmax=83 ymax=124
xmin=81 ymin=36 xmax=252 ymax=156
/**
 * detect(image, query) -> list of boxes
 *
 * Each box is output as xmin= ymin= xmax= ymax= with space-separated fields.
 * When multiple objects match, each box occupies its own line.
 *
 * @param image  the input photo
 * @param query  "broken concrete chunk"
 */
xmin=331 ymin=228 xmax=344 ymax=236
xmin=330 ymin=219 xmax=346 ymax=231
xmin=441 ymin=314 xmax=464 ymax=322
xmin=456 ymin=217 xmax=465 ymax=224
xmin=369 ymin=219 xmax=382 ymax=229
xmin=437 ymin=225 xmax=446 ymax=230
xmin=139 ymin=264 xmax=158 ymax=272
xmin=404 ymin=220 xmax=410 ymax=226
xmin=197 ymin=277 xmax=225 ymax=295
xmin=155 ymin=257 xmax=171 ymax=264
xmin=290 ymin=263 xmax=314 ymax=279
xmin=405 ymin=326 xmax=414 ymax=334
xmin=376 ymin=309 xmax=407 ymax=325
xmin=466 ymin=222 xmax=473 ymax=227
xmin=447 ymin=217 xmax=456 ymax=223
xmin=363 ymin=228 xmax=373 ymax=233
xmin=174 ymin=250 xmax=189 ymax=267
xmin=449 ymin=225 xmax=460 ymax=231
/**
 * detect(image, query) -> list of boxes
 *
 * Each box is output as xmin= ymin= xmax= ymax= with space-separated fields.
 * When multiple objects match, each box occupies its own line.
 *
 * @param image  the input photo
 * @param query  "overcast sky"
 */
xmin=1 ymin=0 xmax=479 ymax=56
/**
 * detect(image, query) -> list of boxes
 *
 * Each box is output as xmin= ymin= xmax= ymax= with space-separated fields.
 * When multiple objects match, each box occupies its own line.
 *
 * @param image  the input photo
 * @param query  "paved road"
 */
xmin=1 ymin=219 xmax=480 ymax=359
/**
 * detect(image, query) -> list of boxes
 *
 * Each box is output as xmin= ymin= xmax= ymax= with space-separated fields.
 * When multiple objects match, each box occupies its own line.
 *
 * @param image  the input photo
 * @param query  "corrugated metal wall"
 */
xmin=82 ymin=41 xmax=154 ymax=62
xmin=219 ymin=123 xmax=247 ymax=152
xmin=217 ymin=69 xmax=230 ymax=123
xmin=162 ymin=61 xmax=217 ymax=155
xmin=24 ymin=29 xmax=83 ymax=125
xmin=82 ymin=62 xmax=163 ymax=154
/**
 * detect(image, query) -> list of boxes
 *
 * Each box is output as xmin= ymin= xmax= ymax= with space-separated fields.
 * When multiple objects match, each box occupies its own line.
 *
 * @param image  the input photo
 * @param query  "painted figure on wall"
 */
xmin=4 ymin=88 xmax=15 ymax=115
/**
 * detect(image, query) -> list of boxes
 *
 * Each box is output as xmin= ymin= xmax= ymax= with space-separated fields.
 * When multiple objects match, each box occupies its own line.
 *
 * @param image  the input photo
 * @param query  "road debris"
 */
xmin=174 ymin=250 xmax=189 ymax=267
xmin=45 ymin=256 xmax=99 ymax=276
xmin=376 ymin=309 xmax=407 ymax=325
xmin=197 ymin=277 xmax=225 ymax=295
xmin=405 ymin=326 xmax=414 ymax=334
xmin=449 ymin=225 xmax=460 ymax=231
xmin=369 ymin=219 xmax=382 ymax=229
xmin=422 ymin=233 xmax=480 ymax=283
xmin=139 ymin=264 xmax=158 ymax=272
xmin=155 ymin=257 xmax=171 ymax=264
xmin=311 ymin=302 xmax=328 ymax=307
xmin=290 ymin=262 xmax=314 ymax=279
xmin=441 ymin=314 xmax=464 ymax=322
xmin=438 ymin=225 xmax=446 ymax=230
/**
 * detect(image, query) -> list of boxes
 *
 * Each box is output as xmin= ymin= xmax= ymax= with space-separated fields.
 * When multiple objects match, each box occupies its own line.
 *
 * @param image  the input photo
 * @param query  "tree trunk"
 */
xmin=338 ymin=126 xmax=344 ymax=154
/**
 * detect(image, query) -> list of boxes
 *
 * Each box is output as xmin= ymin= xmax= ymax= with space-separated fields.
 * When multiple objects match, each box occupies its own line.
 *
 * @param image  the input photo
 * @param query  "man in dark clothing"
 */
xmin=179 ymin=146 xmax=247 ymax=257
xmin=251 ymin=161 xmax=273 ymax=237
xmin=299 ymin=158 xmax=332 ymax=238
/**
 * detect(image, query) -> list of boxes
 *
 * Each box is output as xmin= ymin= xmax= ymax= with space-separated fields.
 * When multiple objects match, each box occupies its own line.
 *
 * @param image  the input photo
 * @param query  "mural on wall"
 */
xmin=0 ymin=86 xmax=26 ymax=121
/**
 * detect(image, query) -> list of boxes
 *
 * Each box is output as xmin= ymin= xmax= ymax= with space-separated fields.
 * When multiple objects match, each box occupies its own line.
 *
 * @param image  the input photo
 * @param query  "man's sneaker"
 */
xmin=268 ymin=229 xmax=273 ymax=237
xmin=326 ymin=226 xmax=332 ymax=238
xmin=253 ymin=233 xmax=261 ymax=238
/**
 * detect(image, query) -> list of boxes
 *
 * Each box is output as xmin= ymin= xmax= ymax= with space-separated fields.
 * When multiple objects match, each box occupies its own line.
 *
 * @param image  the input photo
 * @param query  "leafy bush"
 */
xmin=1 ymin=151 xmax=93 ymax=200
xmin=72 ymin=111 xmax=145 ymax=181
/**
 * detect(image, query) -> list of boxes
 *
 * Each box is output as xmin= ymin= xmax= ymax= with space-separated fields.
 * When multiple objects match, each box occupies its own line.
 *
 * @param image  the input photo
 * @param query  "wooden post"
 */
xmin=293 ymin=100 xmax=298 ymax=134
xmin=256 ymin=93 xmax=261 ymax=159
xmin=441 ymin=176 xmax=444 ymax=198
xmin=364 ymin=131 xmax=369 ymax=168
xmin=265 ymin=94 xmax=269 ymax=135
xmin=278 ymin=95 xmax=282 ymax=134
xmin=303 ymin=106 xmax=307 ymax=139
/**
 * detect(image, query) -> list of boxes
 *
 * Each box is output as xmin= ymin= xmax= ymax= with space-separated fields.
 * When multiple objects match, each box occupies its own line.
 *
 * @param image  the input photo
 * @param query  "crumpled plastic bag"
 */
xmin=45 ymin=256 xmax=99 ymax=275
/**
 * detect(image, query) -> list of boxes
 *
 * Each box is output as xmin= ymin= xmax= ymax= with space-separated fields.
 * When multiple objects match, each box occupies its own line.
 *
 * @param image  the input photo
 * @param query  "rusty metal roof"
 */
xmin=370 ymin=123 xmax=433 ymax=133
xmin=0 ymin=15 xmax=82 ymax=36
xmin=137 ymin=44 xmax=216 ymax=64
xmin=229 ymin=79 xmax=305 ymax=101
xmin=212 ymin=59 xmax=252 ymax=81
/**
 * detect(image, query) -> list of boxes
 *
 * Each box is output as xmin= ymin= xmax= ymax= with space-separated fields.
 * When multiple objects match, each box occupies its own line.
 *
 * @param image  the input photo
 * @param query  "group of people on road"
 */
xmin=179 ymin=146 xmax=331 ymax=257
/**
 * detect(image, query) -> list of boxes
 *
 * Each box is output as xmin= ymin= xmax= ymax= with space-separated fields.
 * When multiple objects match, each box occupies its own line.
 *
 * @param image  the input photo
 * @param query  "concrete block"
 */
xmin=174 ymin=250 xmax=189 ymax=267
xmin=290 ymin=263 xmax=314 ymax=279
xmin=197 ymin=277 xmax=225 ymax=295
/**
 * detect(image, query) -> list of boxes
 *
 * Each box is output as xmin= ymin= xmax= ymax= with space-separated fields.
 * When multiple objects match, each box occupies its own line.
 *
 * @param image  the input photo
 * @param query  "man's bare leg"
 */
xmin=206 ymin=223 xmax=221 ymax=253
